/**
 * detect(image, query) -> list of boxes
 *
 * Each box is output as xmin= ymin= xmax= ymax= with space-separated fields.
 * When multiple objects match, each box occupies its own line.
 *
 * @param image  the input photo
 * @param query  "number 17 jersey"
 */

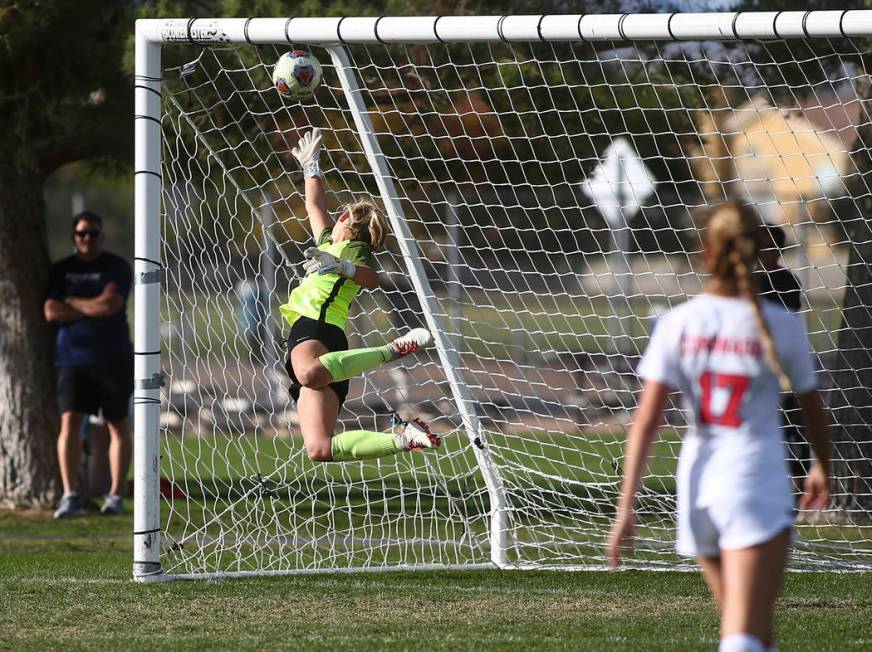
xmin=638 ymin=294 xmax=816 ymax=508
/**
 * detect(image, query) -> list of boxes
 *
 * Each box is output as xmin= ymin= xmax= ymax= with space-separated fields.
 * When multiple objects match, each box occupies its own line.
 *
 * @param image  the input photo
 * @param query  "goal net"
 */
xmin=134 ymin=13 xmax=872 ymax=579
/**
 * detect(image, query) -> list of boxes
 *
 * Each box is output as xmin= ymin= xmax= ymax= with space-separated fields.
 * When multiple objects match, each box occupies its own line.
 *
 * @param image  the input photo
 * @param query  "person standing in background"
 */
xmin=755 ymin=223 xmax=802 ymax=313
xmin=755 ymin=223 xmax=808 ymax=495
xmin=44 ymin=211 xmax=134 ymax=518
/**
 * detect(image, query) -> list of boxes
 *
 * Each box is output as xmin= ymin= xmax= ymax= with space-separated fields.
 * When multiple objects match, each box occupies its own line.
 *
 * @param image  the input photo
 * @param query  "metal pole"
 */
xmin=615 ymin=225 xmax=631 ymax=352
xmin=132 ymin=25 xmax=166 ymax=582
xmin=328 ymin=45 xmax=510 ymax=567
xmin=139 ymin=13 xmax=872 ymax=47
xmin=611 ymin=154 xmax=633 ymax=353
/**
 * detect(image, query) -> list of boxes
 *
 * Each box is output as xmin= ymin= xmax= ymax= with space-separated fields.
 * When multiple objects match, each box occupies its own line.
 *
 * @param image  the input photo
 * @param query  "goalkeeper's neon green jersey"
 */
xmin=280 ymin=228 xmax=376 ymax=331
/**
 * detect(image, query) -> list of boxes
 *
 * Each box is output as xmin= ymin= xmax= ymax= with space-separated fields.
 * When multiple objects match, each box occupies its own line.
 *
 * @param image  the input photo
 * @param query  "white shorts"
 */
xmin=676 ymin=498 xmax=796 ymax=558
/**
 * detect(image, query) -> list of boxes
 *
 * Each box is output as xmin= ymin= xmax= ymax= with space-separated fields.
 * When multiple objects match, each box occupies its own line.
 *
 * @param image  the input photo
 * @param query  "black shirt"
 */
xmin=45 ymin=252 xmax=133 ymax=367
xmin=755 ymin=266 xmax=802 ymax=313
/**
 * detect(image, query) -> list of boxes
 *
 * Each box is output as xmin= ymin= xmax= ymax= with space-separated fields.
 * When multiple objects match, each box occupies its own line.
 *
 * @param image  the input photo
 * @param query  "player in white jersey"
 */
xmin=607 ymin=203 xmax=831 ymax=652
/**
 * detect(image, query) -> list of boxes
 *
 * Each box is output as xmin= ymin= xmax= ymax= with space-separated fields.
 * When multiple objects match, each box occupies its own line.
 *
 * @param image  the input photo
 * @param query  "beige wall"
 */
xmin=693 ymin=96 xmax=850 ymax=227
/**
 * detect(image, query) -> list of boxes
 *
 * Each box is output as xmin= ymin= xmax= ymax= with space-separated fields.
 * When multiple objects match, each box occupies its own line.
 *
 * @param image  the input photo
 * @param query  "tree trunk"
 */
xmin=830 ymin=49 xmax=872 ymax=514
xmin=0 ymin=160 xmax=60 ymax=507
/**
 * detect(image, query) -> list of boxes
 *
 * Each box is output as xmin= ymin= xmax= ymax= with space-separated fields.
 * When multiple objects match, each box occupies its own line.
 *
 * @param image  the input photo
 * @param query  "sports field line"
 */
xmin=0 ymin=573 xmax=614 ymax=594
xmin=0 ymin=576 xmax=129 ymax=585
xmin=0 ymin=533 xmax=129 ymax=542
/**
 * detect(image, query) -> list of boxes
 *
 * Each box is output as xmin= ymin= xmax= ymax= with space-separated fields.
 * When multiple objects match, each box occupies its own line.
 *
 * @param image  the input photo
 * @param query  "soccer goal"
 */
xmin=134 ymin=11 xmax=872 ymax=581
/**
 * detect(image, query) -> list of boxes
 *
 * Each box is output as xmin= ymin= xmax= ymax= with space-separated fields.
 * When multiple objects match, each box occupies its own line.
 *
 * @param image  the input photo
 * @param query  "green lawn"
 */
xmin=1 ymin=430 xmax=869 ymax=649
xmin=154 ymin=430 xmax=683 ymax=574
xmin=0 ymin=509 xmax=870 ymax=651
xmin=159 ymin=430 xmax=679 ymax=500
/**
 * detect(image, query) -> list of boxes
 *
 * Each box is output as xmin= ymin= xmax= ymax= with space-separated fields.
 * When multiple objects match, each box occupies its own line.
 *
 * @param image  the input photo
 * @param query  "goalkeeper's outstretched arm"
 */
xmin=304 ymin=175 xmax=332 ymax=238
xmin=292 ymin=127 xmax=332 ymax=237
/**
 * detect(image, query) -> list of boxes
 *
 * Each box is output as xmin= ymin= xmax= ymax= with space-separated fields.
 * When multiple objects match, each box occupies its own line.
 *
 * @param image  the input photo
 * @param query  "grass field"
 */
xmin=2 ymin=426 xmax=870 ymax=650
xmin=1 ymin=509 xmax=871 ymax=651
xmin=4 ymin=426 xmax=862 ymax=647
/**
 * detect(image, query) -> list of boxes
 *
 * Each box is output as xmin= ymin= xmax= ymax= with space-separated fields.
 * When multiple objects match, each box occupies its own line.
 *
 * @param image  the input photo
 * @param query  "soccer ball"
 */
xmin=272 ymin=50 xmax=322 ymax=99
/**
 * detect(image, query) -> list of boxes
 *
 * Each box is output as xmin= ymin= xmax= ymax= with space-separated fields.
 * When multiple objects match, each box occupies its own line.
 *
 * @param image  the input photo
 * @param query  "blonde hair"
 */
xmin=701 ymin=202 xmax=791 ymax=391
xmin=343 ymin=199 xmax=387 ymax=251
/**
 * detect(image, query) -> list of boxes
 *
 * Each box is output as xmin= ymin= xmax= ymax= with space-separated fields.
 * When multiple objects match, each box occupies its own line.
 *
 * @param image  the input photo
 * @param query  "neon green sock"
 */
xmin=330 ymin=430 xmax=402 ymax=462
xmin=319 ymin=346 xmax=392 ymax=383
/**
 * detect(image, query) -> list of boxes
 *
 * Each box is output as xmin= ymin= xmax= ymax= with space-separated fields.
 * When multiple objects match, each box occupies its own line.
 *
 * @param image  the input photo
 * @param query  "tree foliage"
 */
xmin=0 ymin=1 xmax=134 ymax=177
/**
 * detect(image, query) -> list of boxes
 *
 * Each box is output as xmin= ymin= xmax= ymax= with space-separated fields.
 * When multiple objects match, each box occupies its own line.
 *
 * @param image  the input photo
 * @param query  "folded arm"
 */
xmin=350 ymin=264 xmax=379 ymax=290
xmin=44 ymin=299 xmax=84 ymax=323
xmin=64 ymin=292 xmax=124 ymax=317
xmin=46 ymin=281 xmax=124 ymax=321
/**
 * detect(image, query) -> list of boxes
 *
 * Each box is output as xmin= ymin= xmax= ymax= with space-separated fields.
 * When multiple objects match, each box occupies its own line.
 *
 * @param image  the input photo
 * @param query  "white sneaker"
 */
xmin=386 ymin=328 xmax=433 ymax=359
xmin=394 ymin=417 xmax=441 ymax=452
xmin=53 ymin=493 xmax=81 ymax=519
xmin=100 ymin=494 xmax=124 ymax=515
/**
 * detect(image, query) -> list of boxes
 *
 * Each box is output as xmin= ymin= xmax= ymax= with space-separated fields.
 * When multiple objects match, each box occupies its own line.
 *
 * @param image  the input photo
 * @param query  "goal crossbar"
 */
xmin=137 ymin=11 xmax=872 ymax=45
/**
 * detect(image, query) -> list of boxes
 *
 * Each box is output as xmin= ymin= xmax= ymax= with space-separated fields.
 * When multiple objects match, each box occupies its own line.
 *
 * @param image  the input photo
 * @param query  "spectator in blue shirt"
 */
xmin=44 ymin=211 xmax=133 ymax=518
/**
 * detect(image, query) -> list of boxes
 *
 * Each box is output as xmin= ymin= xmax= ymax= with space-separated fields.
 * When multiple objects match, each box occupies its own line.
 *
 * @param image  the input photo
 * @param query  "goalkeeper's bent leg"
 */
xmin=330 ymin=419 xmax=441 ymax=462
xmin=330 ymin=430 xmax=403 ymax=462
xmin=318 ymin=328 xmax=433 ymax=383
xmin=319 ymin=347 xmax=392 ymax=384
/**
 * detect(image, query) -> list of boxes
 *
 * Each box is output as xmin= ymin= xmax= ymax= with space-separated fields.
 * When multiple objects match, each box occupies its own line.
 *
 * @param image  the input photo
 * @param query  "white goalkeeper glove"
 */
xmin=292 ymin=127 xmax=323 ymax=178
xmin=303 ymin=247 xmax=355 ymax=279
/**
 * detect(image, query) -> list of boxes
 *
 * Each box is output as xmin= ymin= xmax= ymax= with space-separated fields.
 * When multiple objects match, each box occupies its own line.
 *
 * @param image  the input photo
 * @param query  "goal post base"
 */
xmin=133 ymin=562 xmax=170 ymax=583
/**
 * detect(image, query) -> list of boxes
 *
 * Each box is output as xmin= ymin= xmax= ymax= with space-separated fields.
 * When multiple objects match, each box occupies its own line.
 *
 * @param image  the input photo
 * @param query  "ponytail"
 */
xmin=703 ymin=203 xmax=791 ymax=391
xmin=344 ymin=199 xmax=387 ymax=251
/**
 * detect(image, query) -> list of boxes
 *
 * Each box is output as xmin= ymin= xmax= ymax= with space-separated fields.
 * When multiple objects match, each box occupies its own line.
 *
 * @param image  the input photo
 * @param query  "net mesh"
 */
xmin=156 ymin=33 xmax=872 ymax=575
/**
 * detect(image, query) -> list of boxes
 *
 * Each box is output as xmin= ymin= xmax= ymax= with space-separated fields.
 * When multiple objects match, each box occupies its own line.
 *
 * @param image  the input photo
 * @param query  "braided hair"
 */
xmin=701 ymin=202 xmax=791 ymax=391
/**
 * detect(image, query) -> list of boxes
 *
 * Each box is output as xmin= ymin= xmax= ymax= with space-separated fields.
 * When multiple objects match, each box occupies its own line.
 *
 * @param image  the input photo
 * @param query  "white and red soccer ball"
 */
xmin=272 ymin=50 xmax=322 ymax=99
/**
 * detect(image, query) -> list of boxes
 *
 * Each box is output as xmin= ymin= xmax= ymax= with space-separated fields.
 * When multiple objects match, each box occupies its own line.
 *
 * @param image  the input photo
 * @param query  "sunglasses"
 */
xmin=74 ymin=230 xmax=101 ymax=239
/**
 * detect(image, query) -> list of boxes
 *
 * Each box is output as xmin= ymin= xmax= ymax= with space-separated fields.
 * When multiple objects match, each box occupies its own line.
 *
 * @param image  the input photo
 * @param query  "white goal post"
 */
xmin=134 ymin=11 xmax=872 ymax=581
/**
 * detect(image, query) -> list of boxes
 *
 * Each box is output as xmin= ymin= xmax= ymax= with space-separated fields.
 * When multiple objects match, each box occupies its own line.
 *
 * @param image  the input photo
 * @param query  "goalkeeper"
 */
xmin=280 ymin=128 xmax=440 ymax=462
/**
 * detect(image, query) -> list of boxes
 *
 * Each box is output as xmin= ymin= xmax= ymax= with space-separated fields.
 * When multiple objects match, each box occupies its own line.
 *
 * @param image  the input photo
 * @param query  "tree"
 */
xmin=0 ymin=1 xmax=134 ymax=507
xmin=828 ymin=45 xmax=872 ymax=513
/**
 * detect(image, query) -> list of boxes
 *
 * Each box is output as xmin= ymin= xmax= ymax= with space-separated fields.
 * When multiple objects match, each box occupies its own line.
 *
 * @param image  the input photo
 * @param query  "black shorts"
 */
xmin=56 ymin=358 xmax=134 ymax=421
xmin=284 ymin=317 xmax=350 ymax=406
